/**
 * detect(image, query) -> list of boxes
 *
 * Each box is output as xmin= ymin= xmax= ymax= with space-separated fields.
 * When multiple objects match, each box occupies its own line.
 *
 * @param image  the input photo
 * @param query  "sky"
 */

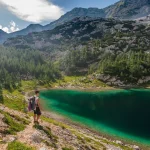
xmin=0 ymin=0 xmax=119 ymax=33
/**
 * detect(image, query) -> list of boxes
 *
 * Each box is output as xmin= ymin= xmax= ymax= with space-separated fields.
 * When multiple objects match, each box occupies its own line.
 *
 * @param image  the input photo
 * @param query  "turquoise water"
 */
xmin=40 ymin=89 xmax=150 ymax=146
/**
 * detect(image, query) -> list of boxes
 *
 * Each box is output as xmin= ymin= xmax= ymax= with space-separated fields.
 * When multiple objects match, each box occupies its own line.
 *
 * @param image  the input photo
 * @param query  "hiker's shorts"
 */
xmin=34 ymin=107 xmax=41 ymax=116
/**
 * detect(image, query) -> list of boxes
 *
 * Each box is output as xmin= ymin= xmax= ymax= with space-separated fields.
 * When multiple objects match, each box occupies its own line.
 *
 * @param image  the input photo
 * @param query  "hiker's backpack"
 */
xmin=28 ymin=96 xmax=36 ymax=111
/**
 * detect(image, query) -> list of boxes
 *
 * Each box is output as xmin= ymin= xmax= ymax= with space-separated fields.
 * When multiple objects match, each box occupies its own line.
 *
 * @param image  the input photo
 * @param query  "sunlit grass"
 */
xmin=2 ymin=113 xmax=25 ymax=135
xmin=21 ymin=80 xmax=39 ymax=92
xmin=52 ymin=76 xmax=108 ymax=89
xmin=2 ymin=80 xmax=47 ymax=111
xmin=3 ymin=89 xmax=24 ymax=111
xmin=7 ymin=141 xmax=35 ymax=150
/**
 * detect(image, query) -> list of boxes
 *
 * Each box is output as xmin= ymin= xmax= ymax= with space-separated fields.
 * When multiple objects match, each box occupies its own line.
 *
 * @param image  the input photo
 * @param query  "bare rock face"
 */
xmin=105 ymin=0 xmax=150 ymax=19
xmin=95 ymin=74 xmax=126 ymax=86
xmin=138 ymin=76 xmax=150 ymax=84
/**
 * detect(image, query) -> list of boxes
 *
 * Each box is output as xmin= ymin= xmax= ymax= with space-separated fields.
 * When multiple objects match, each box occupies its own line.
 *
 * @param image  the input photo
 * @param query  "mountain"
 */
xmin=0 ymin=8 xmax=107 ymax=43
xmin=2 ymin=0 xmax=150 ymax=44
xmin=10 ymin=24 xmax=43 ymax=37
xmin=44 ymin=0 xmax=150 ymax=30
xmin=0 ymin=29 xmax=7 ymax=36
xmin=0 ymin=24 xmax=44 ymax=44
xmin=0 ymin=30 xmax=8 ymax=43
xmin=43 ymin=8 xmax=106 ymax=30
xmin=104 ymin=0 xmax=150 ymax=19
xmin=4 ymin=17 xmax=128 ymax=50
xmin=5 ymin=16 xmax=149 ymax=55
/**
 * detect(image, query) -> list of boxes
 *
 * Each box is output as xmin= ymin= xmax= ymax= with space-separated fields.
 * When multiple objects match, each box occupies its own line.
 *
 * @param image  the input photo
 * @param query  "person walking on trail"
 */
xmin=34 ymin=90 xmax=42 ymax=124
xmin=28 ymin=90 xmax=42 ymax=124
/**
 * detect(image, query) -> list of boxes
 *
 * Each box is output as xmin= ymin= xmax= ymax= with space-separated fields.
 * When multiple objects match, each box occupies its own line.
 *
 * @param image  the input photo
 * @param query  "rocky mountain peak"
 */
xmin=2 ymin=0 xmax=150 ymax=44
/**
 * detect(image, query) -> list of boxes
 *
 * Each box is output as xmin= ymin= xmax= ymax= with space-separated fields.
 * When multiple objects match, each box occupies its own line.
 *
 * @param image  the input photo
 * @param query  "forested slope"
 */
xmin=3 ymin=17 xmax=150 ymax=86
xmin=0 ymin=46 xmax=61 ymax=91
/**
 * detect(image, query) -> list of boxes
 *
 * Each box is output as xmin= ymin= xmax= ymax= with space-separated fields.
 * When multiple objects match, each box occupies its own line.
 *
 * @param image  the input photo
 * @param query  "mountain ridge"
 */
xmin=4 ymin=17 xmax=128 ymax=50
xmin=2 ymin=0 xmax=150 ymax=43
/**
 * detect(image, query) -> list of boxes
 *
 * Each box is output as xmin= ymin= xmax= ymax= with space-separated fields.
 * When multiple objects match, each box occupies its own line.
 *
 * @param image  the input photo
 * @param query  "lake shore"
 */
xmin=26 ymin=85 xmax=150 ymax=150
xmin=39 ymin=84 xmax=150 ymax=93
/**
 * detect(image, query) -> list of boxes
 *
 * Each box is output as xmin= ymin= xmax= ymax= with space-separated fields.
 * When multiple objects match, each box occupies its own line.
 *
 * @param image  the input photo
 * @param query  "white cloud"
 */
xmin=0 ymin=0 xmax=64 ymax=23
xmin=0 ymin=21 xmax=19 ymax=33
xmin=10 ymin=21 xmax=19 ymax=32
xmin=2 ymin=27 xmax=9 ymax=33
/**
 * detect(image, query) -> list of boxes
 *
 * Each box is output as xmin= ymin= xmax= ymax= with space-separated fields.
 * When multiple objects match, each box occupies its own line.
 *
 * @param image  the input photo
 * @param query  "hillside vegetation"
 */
xmin=4 ymin=17 xmax=150 ymax=86
xmin=0 ymin=46 xmax=61 ymax=92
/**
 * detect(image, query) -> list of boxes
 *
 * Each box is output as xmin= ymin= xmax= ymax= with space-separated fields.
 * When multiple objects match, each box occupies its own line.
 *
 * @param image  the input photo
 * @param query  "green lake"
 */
xmin=40 ymin=89 xmax=150 ymax=146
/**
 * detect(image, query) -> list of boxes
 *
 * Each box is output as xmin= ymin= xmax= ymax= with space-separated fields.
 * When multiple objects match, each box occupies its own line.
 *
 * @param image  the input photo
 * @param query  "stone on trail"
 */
xmin=31 ymin=133 xmax=42 ymax=143
xmin=115 ymin=140 xmax=123 ymax=145
xmin=3 ymin=136 xmax=17 ymax=143
xmin=40 ymin=147 xmax=47 ymax=150
xmin=133 ymin=145 xmax=140 ymax=150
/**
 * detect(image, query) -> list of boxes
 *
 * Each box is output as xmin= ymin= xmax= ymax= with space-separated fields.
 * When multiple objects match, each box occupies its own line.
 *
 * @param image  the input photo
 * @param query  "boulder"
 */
xmin=40 ymin=147 xmax=47 ymax=150
xmin=3 ymin=136 xmax=17 ymax=143
xmin=115 ymin=140 xmax=123 ymax=145
xmin=133 ymin=145 xmax=140 ymax=150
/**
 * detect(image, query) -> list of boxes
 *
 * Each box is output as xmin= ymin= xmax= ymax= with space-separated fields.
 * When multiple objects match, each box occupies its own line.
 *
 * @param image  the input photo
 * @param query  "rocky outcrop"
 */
xmin=94 ymin=73 xmax=150 ymax=86
xmin=94 ymin=74 xmax=139 ymax=87
xmin=138 ymin=76 xmax=150 ymax=84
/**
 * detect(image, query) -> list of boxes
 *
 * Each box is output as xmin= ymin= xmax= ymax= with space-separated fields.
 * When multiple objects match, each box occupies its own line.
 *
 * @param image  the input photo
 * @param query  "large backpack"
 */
xmin=28 ymin=96 xmax=36 ymax=111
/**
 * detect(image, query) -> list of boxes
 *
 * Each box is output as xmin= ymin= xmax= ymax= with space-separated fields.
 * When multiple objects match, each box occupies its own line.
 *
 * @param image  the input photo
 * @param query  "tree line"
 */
xmin=61 ymin=39 xmax=150 ymax=83
xmin=0 ymin=46 xmax=61 ymax=91
xmin=98 ymin=51 xmax=150 ymax=83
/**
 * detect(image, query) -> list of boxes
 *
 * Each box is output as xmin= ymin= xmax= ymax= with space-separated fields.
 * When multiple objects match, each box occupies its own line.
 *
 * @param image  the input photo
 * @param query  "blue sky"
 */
xmin=51 ymin=0 xmax=119 ymax=11
xmin=0 ymin=0 xmax=119 ymax=33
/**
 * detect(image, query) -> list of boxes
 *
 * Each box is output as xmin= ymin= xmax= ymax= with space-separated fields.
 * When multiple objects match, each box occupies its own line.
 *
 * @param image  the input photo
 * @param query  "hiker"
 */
xmin=28 ymin=90 xmax=42 ymax=124
xmin=34 ymin=90 xmax=42 ymax=123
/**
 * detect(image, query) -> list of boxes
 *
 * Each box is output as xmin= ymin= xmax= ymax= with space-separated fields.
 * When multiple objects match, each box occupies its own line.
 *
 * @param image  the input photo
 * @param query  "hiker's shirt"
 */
xmin=35 ymin=96 xmax=39 ymax=108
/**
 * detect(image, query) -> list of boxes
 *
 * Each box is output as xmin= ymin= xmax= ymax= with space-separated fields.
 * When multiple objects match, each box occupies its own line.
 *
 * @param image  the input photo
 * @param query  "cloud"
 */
xmin=0 ymin=21 xmax=19 ymax=33
xmin=10 ymin=21 xmax=19 ymax=32
xmin=0 ymin=0 xmax=64 ymax=23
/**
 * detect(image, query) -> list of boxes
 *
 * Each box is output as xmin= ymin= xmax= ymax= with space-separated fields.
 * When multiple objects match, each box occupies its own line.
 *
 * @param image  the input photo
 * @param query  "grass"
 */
xmin=2 ymin=112 xmax=26 ymax=135
xmin=8 ymin=113 xmax=30 ymax=125
xmin=7 ymin=141 xmax=35 ymax=150
xmin=2 ymin=80 xmax=47 ymax=111
xmin=21 ymin=80 xmax=39 ymax=92
xmin=3 ymin=89 xmax=24 ymax=111
xmin=41 ymin=116 xmax=69 ymax=129
xmin=51 ymin=76 xmax=108 ymax=89
xmin=100 ymin=138 xmax=133 ymax=150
